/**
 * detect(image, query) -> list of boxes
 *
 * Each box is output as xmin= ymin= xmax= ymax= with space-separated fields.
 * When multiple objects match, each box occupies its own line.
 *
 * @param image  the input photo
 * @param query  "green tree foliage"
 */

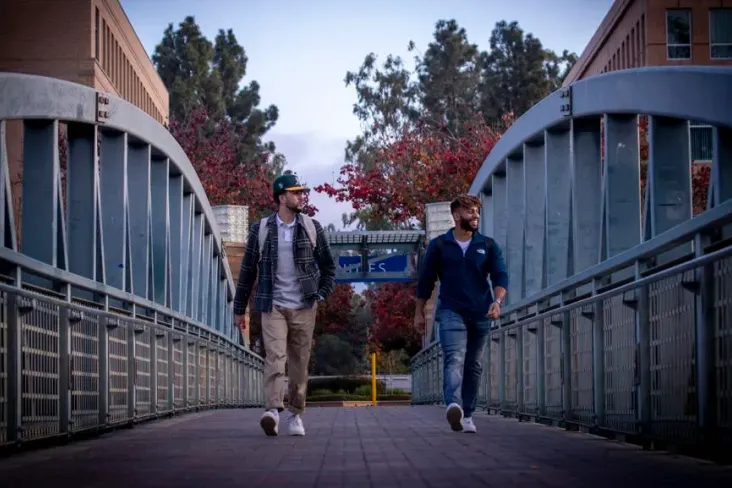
xmin=338 ymin=19 xmax=576 ymax=231
xmin=152 ymin=16 xmax=284 ymax=179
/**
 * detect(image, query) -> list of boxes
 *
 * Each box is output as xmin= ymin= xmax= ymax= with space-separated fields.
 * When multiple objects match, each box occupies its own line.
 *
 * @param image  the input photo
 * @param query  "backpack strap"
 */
xmin=257 ymin=215 xmax=318 ymax=262
xmin=298 ymin=214 xmax=318 ymax=250
xmin=257 ymin=217 xmax=269 ymax=261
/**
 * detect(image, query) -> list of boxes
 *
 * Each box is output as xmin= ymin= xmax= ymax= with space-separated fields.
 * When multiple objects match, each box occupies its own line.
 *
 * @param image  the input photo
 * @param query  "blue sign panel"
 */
xmin=337 ymin=254 xmax=408 ymax=274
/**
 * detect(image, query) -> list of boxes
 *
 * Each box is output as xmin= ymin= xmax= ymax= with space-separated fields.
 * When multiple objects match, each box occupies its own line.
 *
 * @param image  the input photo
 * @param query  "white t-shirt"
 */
xmin=456 ymin=237 xmax=471 ymax=256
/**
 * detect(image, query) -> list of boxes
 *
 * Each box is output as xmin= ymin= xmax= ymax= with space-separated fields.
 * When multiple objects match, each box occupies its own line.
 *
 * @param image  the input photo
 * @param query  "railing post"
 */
xmin=98 ymin=316 xmax=109 ymax=426
xmin=561 ymin=311 xmax=572 ymax=423
xmin=58 ymin=305 xmax=72 ymax=435
xmin=167 ymin=330 xmax=174 ymax=411
xmin=7 ymin=293 xmax=23 ymax=443
xmin=634 ymin=260 xmax=651 ymax=436
xmin=150 ymin=327 xmax=159 ymax=416
xmin=126 ymin=320 xmax=136 ymax=421
xmin=694 ymin=231 xmax=717 ymax=443
xmin=536 ymin=320 xmax=546 ymax=418
xmin=591 ymin=299 xmax=605 ymax=428
xmin=515 ymin=327 xmax=524 ymax=415
xmin=498 ymin=329 xmax=506 ymax=412
xmin=484 ymin=332 xmax=492 ymax=410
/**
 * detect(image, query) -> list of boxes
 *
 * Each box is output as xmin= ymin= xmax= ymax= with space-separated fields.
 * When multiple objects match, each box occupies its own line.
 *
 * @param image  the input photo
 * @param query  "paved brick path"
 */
xmin=1 ymin=406 xmax=731 ymax=487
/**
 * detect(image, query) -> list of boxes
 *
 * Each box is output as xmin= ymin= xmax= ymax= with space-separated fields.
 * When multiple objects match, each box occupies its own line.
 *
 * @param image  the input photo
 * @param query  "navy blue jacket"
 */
xmin=416 ymin=229 xmax=509 ymax=320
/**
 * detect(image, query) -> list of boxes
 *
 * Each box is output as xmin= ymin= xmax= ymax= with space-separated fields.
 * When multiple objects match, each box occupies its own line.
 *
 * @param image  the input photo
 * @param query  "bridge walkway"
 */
xmin=1 ymin=407 xmax=731 ymax=488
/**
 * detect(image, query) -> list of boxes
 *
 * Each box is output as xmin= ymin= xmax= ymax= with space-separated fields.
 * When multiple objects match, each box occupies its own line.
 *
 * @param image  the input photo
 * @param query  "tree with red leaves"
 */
xmin=315 ymin=284 xmax=355 ymax=336
xmin=170 ymin=108 xmax=317 ymax=219
xmin=365 ymin=283 xmax=423 ymax=356
xmin=315 ymin=113 xmax=513 ymax=227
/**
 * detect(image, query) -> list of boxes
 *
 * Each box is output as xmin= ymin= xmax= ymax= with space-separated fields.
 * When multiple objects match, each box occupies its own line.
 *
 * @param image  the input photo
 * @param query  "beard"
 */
xmin=459 ymin=217 xmax=478 ymax=232
xmin=286 ymin=201 xmax=303 ymax=213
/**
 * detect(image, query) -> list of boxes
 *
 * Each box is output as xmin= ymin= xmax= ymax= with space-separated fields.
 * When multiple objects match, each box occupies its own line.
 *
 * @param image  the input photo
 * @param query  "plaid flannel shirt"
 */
xmin=233 ymin=213 xmax=336 ymax=315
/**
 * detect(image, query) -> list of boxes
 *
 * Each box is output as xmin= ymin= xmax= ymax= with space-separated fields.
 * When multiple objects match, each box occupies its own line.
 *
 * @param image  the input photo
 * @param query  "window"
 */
xmin=710 ymin=9 xmax=732 ymax=59
xmin=95 ymin=8 xmax=100 ymax=60
xmin=689 ymin=121 xmax=713 ymax=162
xmin=666 ymin=9 xmax=691 ymax=59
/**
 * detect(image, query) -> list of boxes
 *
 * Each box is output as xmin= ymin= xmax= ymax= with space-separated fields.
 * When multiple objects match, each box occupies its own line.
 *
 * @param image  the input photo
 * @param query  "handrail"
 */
xmin=469 ymin=66 xmax=732 ymax=195
xmin=0 ymin=71 xmax=236 ymax=296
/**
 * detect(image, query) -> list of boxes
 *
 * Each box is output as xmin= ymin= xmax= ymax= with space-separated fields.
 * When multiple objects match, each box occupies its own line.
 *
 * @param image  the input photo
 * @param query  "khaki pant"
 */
xmin=261 ymin=303 xmax=317 ymax=413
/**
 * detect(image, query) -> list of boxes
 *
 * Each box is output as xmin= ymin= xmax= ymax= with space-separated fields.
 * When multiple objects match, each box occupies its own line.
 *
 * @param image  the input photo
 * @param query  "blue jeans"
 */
xmin=438 ymin=308 xmax=491 ymax=417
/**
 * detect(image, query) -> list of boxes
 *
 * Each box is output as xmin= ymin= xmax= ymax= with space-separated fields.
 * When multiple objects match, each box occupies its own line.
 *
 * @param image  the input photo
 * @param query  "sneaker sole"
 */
xmin=260 ymin=416 xmax=278 ymax=436
xmin=446 ymin=406 xmax=463 ymax=432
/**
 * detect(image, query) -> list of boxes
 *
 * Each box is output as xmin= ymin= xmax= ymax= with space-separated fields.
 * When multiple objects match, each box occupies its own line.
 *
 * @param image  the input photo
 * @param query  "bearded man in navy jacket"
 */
xmin=414 ymin=194 xmax=508 ymax=433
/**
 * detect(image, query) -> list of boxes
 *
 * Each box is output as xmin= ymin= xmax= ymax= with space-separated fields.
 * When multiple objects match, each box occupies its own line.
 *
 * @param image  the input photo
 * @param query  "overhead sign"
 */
xmin=337 ymin=254 xmax=408 ymax=274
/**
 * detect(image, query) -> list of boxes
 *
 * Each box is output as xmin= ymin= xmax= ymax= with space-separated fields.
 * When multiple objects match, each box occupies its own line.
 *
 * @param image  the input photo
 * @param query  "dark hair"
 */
xmin=450 ymin=194 xmax=481 ymax=213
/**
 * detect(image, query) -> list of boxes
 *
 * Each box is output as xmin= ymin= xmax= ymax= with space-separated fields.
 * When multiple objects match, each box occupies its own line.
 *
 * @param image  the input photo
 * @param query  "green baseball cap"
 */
xmin=273 ymin=171 xmax=309 ymax=196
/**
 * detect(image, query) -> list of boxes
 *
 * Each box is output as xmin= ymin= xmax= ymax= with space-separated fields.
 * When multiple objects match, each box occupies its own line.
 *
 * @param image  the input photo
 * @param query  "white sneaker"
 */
xmin=287 ymin=412 xmax=305 ymax=436
xmin=462 ymin=417 xmax=476 ymax=433
xmin=446 ymin=402 xmax=464 ymax=432
xmin=260 ymin=409 xmax=279 ymax=436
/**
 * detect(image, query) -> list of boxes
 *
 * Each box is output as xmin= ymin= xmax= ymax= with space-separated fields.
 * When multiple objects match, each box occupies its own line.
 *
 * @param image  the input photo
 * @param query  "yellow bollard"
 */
xmin=371 ymin=352 xmax=377 ymax=406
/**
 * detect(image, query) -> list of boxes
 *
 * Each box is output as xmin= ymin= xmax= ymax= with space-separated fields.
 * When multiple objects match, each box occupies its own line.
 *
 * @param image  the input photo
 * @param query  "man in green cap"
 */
xmin=233 ymin=170 xmax=336 ymax=437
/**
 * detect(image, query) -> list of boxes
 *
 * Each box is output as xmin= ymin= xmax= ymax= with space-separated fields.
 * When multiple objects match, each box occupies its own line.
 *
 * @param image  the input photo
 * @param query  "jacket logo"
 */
xmin=477 ymin=249 xmax=486 ymax=254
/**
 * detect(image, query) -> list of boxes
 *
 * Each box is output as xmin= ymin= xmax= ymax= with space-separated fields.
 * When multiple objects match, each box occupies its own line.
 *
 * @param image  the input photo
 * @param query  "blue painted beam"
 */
xmin=603 ymin=114 xmax=641 ymax=258
xmin=169 ymin=176 xmax=183 ymax=312
xmin=150 ymin=156 xmax=170 ymax=306
xmin=0 ymin=121 xmax=17 ymax=251
xmin=545 ymin=128 xmax=572 ymax=284
xmin=180 ymin=194 xmax=193 ymax=314
xmin=22 ymin=120 xmax=61 ymax=267
xmin=648 ymin=116 xmax=692 ymax=237
xmin=67 ymin=123 xmax=98 ymax=281
xmin=506 ymin=156 xmax=525 ymax=303
xmin=127 ymin=143 xmax=151 ymax=299
xmin=572 ymin=121 xmax=602 ymax=273
xmin=523 ymin=142 xmax=546 ymax=297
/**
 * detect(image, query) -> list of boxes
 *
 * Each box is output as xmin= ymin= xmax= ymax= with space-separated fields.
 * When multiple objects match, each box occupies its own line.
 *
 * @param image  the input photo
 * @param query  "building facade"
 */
xmin=0 ymin=0 xmax=168 ymax=123
xmin=0 ymin=0 xmax=170 ymax=243
xmin=564 ymin=0 xmax=732 ymax=163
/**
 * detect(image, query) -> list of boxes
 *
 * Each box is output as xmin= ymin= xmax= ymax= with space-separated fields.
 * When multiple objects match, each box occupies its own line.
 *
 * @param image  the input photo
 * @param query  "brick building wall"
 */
xmin=565 ymin=0 xmax=732 ymax=85
xmin=0 ymin=0 xmax=170 ymax=245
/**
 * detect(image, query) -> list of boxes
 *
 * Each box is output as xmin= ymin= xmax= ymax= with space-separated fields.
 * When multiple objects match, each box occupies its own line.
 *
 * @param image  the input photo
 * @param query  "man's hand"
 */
xmin=414 ymin=310 xmax=426 ymax=330
xmin=487 ymin=301 xmax=501 ymax=320
xmin=234 ymin=313 xmax=248 ymax=332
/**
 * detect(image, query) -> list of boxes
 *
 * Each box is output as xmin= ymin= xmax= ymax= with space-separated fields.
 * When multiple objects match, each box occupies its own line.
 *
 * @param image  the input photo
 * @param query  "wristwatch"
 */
xmin=493 ymin=297 xmax=503 ymax=306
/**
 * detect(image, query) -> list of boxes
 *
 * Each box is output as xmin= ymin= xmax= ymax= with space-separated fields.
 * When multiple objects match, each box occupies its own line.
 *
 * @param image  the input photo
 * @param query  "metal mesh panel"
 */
xmin=172 ymin=335 xmax=184 ymax=408
xmin=489 ymin=333 xmax=500 ymax=408
xmin=21 ymin=299 xmax=60 ymax=440
xmin=107 ymin=322 xmax=129 ymax=424
xmin=522 ymin=324 xmax=538 ymax=415
xmin=187 ymin=341 xmax=197 ymax=404
xmin=503 ymin=332 xmax=518 ymax=412
xmin=198 ymin=346 xmax=207 ymax=404
xmin=715 ymin=257 xmax=732 ymax=436
xmin=648 ymin=271 xmax=698 ymax=440
xmin=217 ymin=351 xmax=225 ymax=403
xmin=133 ymin=325 xmax=152 ymax=417
xmin=155 ymin=330 xmax=169 ymax=412
xmin=603 ymin=295 xmax=637 ymax=433
xmin=208 ymin=348 xmax=216 ymax=404
xmin=0 ymin=292 xmax=7 ymax=444
xmin=570 ymin=309 xmax=594 ymax=423
xmin=70 ymin=310 xmax=99 ymax=431
xmin=544 ymin=322 xmax=563 ymax=418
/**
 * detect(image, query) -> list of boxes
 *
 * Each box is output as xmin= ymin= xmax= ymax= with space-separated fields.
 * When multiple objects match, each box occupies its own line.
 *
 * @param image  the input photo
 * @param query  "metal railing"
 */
xmin=411 ymin=66 xmax=732 ymax=452
xmin=0 ymin=73 xmax=265 ymax=447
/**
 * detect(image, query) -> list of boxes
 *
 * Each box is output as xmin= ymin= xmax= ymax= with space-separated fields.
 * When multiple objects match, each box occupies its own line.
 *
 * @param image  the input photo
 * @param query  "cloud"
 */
xmin=267 ymin=131 xmax=356 ymax=229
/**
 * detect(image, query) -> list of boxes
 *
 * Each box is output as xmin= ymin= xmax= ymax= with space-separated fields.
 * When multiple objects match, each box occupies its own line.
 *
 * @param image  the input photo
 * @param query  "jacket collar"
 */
xmin=444 ymin=228 xmax=487 ymax=245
